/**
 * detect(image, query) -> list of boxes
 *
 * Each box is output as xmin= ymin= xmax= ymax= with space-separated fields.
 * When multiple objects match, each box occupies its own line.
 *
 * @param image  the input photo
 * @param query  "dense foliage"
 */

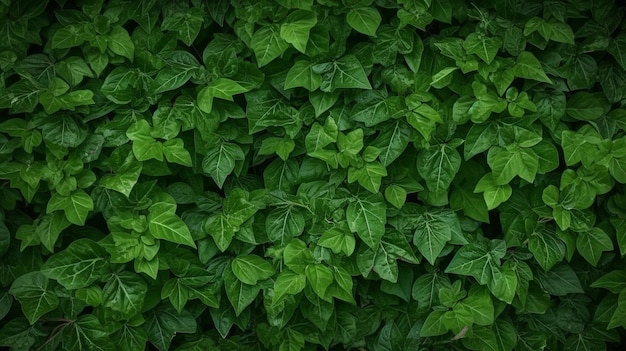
xmin=1 ymin=0 xmax=626 ymax=350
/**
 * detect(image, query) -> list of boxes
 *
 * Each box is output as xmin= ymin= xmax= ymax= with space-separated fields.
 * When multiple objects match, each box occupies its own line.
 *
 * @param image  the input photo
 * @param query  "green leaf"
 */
xmin=421 ymin=310 xmax=448 ymax=337
xmin=576 ymin=228 xmax=613 ymax=266
xmin=63 ymin=315 xmax=115 ymax=351
xmin=413 ymin=210 xmax=457 ymax=265
xmin=346 ymin=193 xmax=386 ymax=249
xmin=372 ymin=120 xmax=412 ymax=166
xmin=107 ymin=26 xmax=135 ymax=61
xmin=591 ymin=270 xmax=626 ymax=293
xmin=162 ymin=139 xmax=192 ymax=166
xmin=346 ymin=7 xmax=382 ymax=36
xmin=148 ymin=203 xmax=196 ymax=248
xmin=417 ymin=143 xmax=462 ymax=202
xmin=224 ymin=267 xmax=260 ymax=316
xmin=113 ymin=324 xmax=148 ymax=351
xmin=565 ymin=92 xmax=607 ymax=121
xmin=102 ymin=271 xmax=147 ymax=319
xmin=273 ymin=271 xmax=306 ymax=303
xmin=284 ymin=60 xmax=322 ymax=91
xmin=528 ymin=226 xmax=566 ymax=271
xmin=9 ymin=272 xmax=59 ymax=324
xmin=510 ymin=51 xmax=552 ymax=83
xmin=266 ymin=206 xmax=305 ymax=245
xmin=535 ymin=263 xmax=584 ymax=296
xmin=463 ymin=33 xmax=502 ymax=64
xmin=161 ymin=7 xmax=204 ymax=46
xmin=318 ymin=226 xmax=356 ymax=256
xmin=251 ymin=24 xmax=289 ymax=67
xmin=202 ymin=141 xmax=245 ymax=188
xmin=445 ymin=240 xmax=504 ymax=285
xmin=458 ymin=289 xmax=494 ymax=326
xmin=347 ymin=161 xmax=387 ymax=193
xmin=41 ymin=239 xmax=109 ymax=289
xmin=489 ymin=263 xmax=517 ymax=303
xmin=305 ymin=264 xmax=333 ymax=298
xmin=231 ymin=255 xmax=275 ymax=285
xmin=144 ymin=305 xmax=197 ymax=351
xmin=51 ymin=25 xmax=89 ymax=49
xmin=197 ymin=78 xmax=249 ymax=114
xmin=384 ymin=184 xmax=407 ymax=209
xmin=280 ymin=10 xmax=317 ymax=53
xmin=316 ymin=55 xmax=372 ymax=92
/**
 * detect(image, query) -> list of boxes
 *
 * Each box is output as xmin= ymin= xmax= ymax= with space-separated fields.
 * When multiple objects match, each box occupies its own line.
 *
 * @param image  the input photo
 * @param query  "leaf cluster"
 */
xmin=1 ymin=0 xmax=626 ymax=350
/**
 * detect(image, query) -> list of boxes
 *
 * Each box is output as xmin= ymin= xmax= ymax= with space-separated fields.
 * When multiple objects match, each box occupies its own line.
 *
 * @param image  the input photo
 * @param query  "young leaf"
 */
xmin=148 ymin=203 xmax=196 ymax=248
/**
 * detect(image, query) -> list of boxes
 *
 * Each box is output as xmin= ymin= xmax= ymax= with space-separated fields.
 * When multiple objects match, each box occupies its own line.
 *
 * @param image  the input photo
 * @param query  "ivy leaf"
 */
xmin=224 ymin=267 xmax=260 ymax=316
xmin=284 ymin=60 xmax=322 ymax=91
xmin=346 ymin=193 xmax=386 ymax=249
xmin=63 ymin=315 xmax=116 ymax=351
xmin=346 ymin=7 xmax=382 ymax=36
xmin=576 ymin=228 xmax=614 ymax=266
xmin=266 ymin=206 xmax=305 ymax=245
xmin=528 ymin=226 xmax=566 ymax=271
xmin=417 ymin=143 xmax=462 ymax=202
xmin=280 ymin=10 xmax=317 ymax=53
xmin=316 ymin=55 xmax=372 ymax=92
xmin=413 ymin=210 xmax=457 ymax=265
xmin=251 ymin=24 xmax=289 ymax=67
xmin=107 ymin=26 xmax=135 ymax=61
xmin=41 ymin=239 xmax=110 ymax=289
xmin=9 ymin=272 xmax=59 ymax=324
xmin=102 ymin=271 xmax=147 ymax=319
xmin=273 ymin=271 xmax=306 ymax=304
xmin=202 ymin=141 xmax=245 ymax=188
xmin=463 ymin=33 xmax=502 ymax=64
xmin=144 ymin=305 xmax=197 ymax=351
xmin=510 ymin=51 xmax=552 ymax=83
xmin=148 ymin=203 xmax=196 ymax=248
xmin=305 ymin=264 xmax=334 ymax=299
xmin=231 ymin=255 xmax=275 ymax=285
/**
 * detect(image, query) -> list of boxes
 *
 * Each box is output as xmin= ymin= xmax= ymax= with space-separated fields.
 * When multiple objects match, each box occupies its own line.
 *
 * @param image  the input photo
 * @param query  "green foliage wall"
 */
xmin=1 ymin=0 xmax=626 ymax=350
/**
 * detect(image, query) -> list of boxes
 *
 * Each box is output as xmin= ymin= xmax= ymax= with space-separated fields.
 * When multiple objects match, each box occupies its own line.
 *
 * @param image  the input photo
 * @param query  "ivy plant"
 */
xmin=1 ymin=0 xmax=626 ymax=350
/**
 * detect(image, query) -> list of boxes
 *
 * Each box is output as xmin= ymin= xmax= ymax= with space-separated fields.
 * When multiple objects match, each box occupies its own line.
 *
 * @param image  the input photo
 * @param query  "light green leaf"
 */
xmin=231 ymin=255 xmax=275 ymax=285
xmin=148 ymin=203 xmax=196 ymax=248
xmin=346 ymin=7 xmax=382 ymax=36
xmin=318 ymin=227 xmax=355 ymax=256
xmin=273 ymin=271 xmax=306 ymax=303
xmin=251 ymin=24 xmax=289 ymax=67
xmin=280 ymin=10 xmax=317 ymax=53
xmin=162 ymin=139 xmax=192 ymax=166
xmin=346 ymin=193 xmax=386 ymax=249
xmin=305 ymin=264 xmax=333 ymax=298
xmin=384 ymin=184 xmax=407 ymax=209
xmin=46 ymin=188 xmax=94 ymax=226
xmin=284 ymin=60 xmax=322 ymax=91
xmin=510 ymin=51 xmax=552 ymax=83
